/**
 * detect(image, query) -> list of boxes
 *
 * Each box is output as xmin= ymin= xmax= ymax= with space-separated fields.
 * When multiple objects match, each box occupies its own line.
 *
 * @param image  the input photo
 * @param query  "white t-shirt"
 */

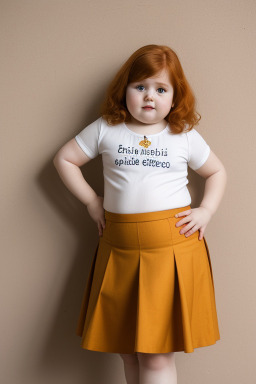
xmin=75 ymin=117 xmax=210 ymax=214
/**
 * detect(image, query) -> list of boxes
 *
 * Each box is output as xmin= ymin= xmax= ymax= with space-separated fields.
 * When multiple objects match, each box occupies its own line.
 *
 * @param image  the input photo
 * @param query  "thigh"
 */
xmin=119 ymin=353 xmax=139 ymax=364
xmin=137 ymin=352 xmax=175 ymax=369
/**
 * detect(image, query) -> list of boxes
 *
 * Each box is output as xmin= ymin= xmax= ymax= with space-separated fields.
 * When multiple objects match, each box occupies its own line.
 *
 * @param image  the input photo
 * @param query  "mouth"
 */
xmin=143 ymin=106 xmax=154 ymax=110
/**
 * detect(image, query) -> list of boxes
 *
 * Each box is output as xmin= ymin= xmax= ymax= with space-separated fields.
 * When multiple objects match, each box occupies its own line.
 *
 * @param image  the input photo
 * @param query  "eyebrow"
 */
xmin=135 ymin=81 xmax=170 ymax=88
xmin=155 ymin=82 xmax=169 ymax=88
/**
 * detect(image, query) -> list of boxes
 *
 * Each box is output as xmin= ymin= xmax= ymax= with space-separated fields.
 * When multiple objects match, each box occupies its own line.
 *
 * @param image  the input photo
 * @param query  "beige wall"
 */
xmin=1 ymin=0 xmax=255 ymax=383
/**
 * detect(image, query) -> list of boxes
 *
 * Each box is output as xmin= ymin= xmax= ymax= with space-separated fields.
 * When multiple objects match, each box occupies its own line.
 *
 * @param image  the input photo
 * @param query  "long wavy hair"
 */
xmin=99 ymin=44 xmax=201 ymax=134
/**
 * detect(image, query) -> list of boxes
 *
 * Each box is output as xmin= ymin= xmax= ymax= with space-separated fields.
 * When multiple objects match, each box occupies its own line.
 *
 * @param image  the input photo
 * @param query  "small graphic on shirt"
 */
xmin=139 ymin=136 xmax=151 ymax=148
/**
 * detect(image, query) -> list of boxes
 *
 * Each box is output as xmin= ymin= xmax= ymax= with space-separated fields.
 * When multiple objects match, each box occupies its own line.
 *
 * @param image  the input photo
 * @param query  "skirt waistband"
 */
xmin=104 ymin=205 xmax=191 ymax=223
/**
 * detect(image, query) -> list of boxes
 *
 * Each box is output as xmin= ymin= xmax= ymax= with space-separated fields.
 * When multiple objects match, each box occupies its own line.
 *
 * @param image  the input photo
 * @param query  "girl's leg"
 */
xmin=137 ymin=352 xmax=177 ymax=384
xmin=119 ymin=353 xmax=139 ymax=384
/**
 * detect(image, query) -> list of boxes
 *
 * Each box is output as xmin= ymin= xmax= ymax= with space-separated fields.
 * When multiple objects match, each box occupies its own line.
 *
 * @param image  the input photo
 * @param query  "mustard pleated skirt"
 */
xmin=76 ymin=205 xmax=220 ymax=354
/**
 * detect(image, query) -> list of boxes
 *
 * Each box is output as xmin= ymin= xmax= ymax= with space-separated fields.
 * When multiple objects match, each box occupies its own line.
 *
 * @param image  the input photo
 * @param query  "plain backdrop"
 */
xmin=1 ymin=0 xmax=255 ymax=383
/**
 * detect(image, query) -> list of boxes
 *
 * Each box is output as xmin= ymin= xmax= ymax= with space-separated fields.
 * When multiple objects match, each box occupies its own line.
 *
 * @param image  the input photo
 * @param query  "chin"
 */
xmin=142 ymin=118 xmax=158 ymax=124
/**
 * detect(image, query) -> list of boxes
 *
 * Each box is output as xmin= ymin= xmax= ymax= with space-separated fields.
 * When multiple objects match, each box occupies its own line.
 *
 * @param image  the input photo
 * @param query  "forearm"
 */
xmin=199 ymin=168 xmax=227 ymax=216
xmin=53 ymin=158 xmax=98 ymax=206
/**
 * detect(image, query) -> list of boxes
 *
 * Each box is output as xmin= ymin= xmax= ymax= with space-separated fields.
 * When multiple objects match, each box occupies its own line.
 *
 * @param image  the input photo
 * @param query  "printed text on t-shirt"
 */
xmin=114 ymin=144 xmax=171 ymax=168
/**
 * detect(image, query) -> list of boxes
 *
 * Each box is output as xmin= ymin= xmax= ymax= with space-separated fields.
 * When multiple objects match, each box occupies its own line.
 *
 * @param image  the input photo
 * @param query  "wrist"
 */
xmin=199 ymin=205 xmax=214 ymax=217
xmin=86 ymin=193 xmax=98 ymax=207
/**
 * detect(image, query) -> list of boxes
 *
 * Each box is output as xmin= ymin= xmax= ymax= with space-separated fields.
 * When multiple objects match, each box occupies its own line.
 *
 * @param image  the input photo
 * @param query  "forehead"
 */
xmin=132 ymin=68 xmax=172 ymax=86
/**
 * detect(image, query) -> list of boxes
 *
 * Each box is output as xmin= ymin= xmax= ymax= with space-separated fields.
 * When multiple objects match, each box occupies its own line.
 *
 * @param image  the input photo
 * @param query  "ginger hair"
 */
xmin=99 ymin=44 xmax=201 ymax=134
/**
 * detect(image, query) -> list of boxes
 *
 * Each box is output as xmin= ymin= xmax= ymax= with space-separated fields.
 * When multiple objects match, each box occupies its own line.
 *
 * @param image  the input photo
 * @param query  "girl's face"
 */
xmin=125 ymin=68 xmax=174 ymax=126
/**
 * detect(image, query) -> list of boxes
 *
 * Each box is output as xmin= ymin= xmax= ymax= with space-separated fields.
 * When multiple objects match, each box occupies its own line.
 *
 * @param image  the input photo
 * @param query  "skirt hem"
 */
xmin=77 ymin=336 xmax=221 ymax=354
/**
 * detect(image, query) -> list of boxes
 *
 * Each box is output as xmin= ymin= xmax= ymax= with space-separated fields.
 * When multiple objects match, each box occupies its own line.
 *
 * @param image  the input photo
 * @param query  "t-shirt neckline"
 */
xmin=122 ymin=122 xmax=170 ymax=137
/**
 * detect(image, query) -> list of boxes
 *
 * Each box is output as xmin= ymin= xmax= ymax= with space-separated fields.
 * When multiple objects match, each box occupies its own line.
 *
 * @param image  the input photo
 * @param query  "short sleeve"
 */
xmin=75 ymin=117 xmax=102 ymax=159
xmin=186 ymin=128 xmax=210 ymax=170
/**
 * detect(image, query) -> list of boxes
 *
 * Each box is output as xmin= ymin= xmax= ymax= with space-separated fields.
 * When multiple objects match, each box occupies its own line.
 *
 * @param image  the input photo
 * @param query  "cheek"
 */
xmin=126 ymin=90 xmax=138 ymax=110
xmin=161 ymin=96 xmax=173 ymax=110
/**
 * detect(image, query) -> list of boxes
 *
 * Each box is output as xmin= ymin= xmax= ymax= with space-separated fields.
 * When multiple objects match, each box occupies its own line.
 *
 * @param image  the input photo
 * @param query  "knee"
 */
xmin=137 ymin=352 xmax=175 ymax=370
xmin=119 ymin=353 xmax=139 ymax=365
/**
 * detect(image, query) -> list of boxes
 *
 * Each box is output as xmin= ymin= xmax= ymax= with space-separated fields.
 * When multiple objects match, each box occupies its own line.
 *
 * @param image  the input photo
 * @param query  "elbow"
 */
xmin=53 ymin=152 xmax=76 ymax=171
xmin=218 ymin=166 xmax=228 ymax=190
xmin=53 ymin=154 xmax=58 ymax=168
xmin=217 ymin=162 xmax=227 ymax=179
xmin=221 ymin=165 xmax=228 ymax=181
xmin=224 ymin=167 xmax=228 ymax=186
xmin=53 ymin=151 xmax=62 ymax=169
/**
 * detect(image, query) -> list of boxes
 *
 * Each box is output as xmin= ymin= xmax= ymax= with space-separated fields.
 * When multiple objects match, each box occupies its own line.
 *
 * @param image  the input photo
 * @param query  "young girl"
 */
xmin=53 ymin=44 xmax=226 ymax=384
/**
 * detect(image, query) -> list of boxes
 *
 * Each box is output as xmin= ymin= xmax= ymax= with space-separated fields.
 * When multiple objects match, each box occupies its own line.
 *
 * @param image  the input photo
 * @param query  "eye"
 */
xmin=135 ymin=85 xmax=145 ymax=91
xmin=157 ymin=88 xmax=166 ymax=94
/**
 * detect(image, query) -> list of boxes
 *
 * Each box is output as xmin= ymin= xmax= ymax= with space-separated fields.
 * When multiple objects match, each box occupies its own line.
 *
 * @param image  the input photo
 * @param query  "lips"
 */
xmin=143 ymin=106 xmax=154 ymax=109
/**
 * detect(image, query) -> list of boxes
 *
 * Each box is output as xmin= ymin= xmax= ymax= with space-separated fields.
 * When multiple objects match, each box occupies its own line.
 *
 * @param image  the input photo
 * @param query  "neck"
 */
xmin=125 ymin=120 xmax=168 ymax=134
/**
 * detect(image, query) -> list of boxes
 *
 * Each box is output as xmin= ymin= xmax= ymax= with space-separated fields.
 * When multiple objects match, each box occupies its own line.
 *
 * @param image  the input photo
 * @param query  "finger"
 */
xmin=97 ymin=222 xmax=102 ymax=236
xmin=175 ymin=209 xmax=192 ymax=218
xmin=175 ymin=215 xmax=192 ymax=227
xmin=101 ymin=220 xmax=106 ymax=234
xmin=198 ymin=228 xmax=205 ymax=240
xmin=184 ymin=223 xmax=201 ymax=237
xmin=180 ymin=221 xmax=196 ymax=235
xmin=176 ymin=217 xmax=196 ymax=233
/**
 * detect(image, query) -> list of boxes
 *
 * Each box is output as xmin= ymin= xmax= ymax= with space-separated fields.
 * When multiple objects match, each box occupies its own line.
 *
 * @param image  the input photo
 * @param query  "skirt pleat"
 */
xmin=76 ymin=205 xmax=220 ymax=354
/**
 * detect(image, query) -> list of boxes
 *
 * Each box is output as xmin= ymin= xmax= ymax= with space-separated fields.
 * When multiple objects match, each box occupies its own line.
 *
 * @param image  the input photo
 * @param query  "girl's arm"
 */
xmin=175 ymin=150 xmax=227 ymax=240
xmin=195 ymin=150 xmax=227 ymax=216
xmin=53 ymin=138 xmax=98 ymax=206
xmin=53 ymin=138 xmax=106 ymax=236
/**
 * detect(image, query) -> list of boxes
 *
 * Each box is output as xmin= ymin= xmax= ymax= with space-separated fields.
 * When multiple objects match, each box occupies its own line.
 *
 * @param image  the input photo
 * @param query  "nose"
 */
xmin=144 ymin=91 xmax=154 ymax=101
